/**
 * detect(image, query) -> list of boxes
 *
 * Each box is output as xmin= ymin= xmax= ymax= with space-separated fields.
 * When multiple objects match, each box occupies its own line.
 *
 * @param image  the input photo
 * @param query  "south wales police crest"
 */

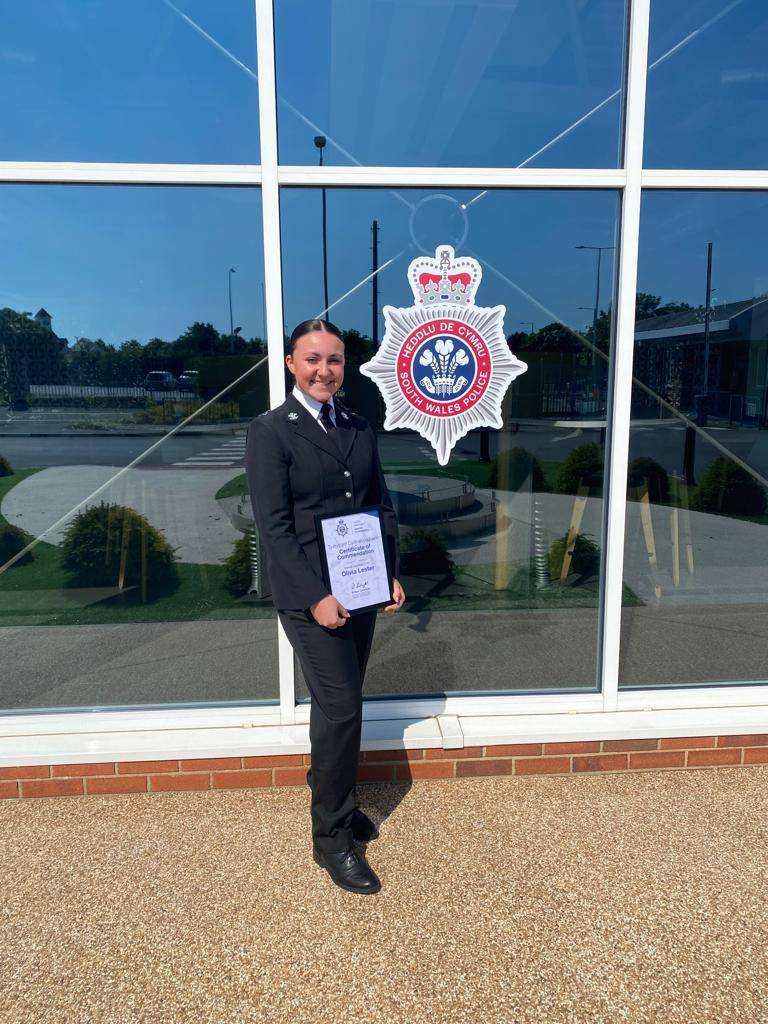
xmin=360 ymin=245 xmax=528 ymax=465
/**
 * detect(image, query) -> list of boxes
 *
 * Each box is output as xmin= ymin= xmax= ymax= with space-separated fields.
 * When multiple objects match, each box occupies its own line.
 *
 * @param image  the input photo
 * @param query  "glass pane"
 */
xmin=620 ymin=192 xmax=768 ymax=688
xmin=281 ymin=186 xmax=619 ymax=699
xmin=275 ymin=0 xmax=626 ymax=168
xmin=0 ymin=1 xmax=259 ymax=163
xmin=0 ymin=185 xmax=276 ymax=712
xmin=644 ymin=0 xmax=768 ymax=169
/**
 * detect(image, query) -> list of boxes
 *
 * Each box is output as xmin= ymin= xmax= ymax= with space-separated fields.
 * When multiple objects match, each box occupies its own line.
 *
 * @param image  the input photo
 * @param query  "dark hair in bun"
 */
xmin=288 ymin=319 xmax=344 ymax=353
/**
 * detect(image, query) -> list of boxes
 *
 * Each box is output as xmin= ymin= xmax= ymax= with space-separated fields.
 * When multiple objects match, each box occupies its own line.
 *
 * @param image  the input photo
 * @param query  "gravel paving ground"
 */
xmin=2 ymin=767 xmax=767 ymax=1024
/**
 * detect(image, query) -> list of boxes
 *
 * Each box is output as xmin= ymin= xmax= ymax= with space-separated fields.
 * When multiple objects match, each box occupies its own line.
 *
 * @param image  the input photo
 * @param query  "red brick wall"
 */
xmin=2 ymin=735 xmax=768 ymax=799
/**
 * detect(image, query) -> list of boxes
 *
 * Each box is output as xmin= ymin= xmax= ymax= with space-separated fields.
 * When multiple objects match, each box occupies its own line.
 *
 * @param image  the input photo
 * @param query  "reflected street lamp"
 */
xmin=575 ymin=244 xmax=615 ymax=366
xmin=228 ymin=267 xmax=237 ymax=353
xmin=314 ymin=135 xmax=329 ymax=322
xmin=577 ymin=305 xmax=593 ymax=332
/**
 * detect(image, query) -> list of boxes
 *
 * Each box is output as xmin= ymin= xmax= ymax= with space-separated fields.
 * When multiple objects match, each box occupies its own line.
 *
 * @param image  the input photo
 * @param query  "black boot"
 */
xmin=313 ymin=846 xmax=382 ymax=895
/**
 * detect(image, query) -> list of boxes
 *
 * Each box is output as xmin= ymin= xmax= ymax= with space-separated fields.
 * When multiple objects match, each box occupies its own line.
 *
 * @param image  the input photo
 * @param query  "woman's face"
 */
xmin=286 ymin=330 xmax=345 ymax=404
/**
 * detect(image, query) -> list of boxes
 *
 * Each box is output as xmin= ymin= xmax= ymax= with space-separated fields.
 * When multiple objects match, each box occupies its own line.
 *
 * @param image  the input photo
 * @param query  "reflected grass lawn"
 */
xmin=0 ymin=547 xmax=639 ymax=626
xmin=406 ymin=564 xmax=641 ymax=611
xmin=383 ymin=460 xmax=563 ymax=491
xmin=0 ymin=541 xmax=274 ymax=626
xmin=214 ymin=459 xmax=564 ymax=501
xmin=216 ymin=473 xmax=249 ymax=500
xmin=0 ymin=469 xmax=272 ymax=627
xmin=1 ymin=468 xmax=640 ymax=627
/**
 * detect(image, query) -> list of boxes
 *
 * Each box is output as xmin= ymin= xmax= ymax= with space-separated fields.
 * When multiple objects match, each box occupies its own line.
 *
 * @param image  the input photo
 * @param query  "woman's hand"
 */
xmin=310 ymin=594 xmax=350 ymax=629
xmin=383 ymin=578 xmax=406 ymax=613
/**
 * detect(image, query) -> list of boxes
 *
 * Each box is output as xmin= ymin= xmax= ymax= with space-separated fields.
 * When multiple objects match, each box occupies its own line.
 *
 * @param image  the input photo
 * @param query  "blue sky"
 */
xmin=1 ymin=1 xmax=766 ymax=346
xmin=0 ymin=0 xmax=259 ymax=164
xmin=0 ymin=185 xmax=265 ymax=345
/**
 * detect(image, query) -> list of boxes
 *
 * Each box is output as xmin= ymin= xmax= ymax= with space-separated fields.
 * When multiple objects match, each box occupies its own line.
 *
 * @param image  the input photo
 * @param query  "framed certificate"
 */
xmin=315 ymin=505 xmax=394 ymax=615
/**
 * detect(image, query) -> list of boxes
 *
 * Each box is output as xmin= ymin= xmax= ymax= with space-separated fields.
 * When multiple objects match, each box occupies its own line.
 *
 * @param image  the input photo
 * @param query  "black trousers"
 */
xmin=278 ymin=608 xmax=377 ymax=854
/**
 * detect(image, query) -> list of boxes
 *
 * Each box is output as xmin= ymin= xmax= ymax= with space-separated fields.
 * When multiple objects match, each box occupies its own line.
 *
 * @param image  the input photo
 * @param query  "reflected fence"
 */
xmin=540 ymin=382 xmax=608 ymax=418
xmin=22 ymin=383 xmax=257 ymax=425
xmin=30 ymin=383 xmax=192 ymax=401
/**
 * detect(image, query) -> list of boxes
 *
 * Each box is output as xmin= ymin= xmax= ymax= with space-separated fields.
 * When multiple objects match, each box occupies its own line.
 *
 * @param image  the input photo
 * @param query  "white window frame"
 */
xmin=2 ymin=0 xmax=768 ymax=767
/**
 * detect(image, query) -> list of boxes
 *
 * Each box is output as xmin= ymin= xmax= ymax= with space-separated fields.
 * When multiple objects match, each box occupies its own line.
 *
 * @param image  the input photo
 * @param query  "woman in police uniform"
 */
xmin=245 ymin=318 xmax=404 ymax=896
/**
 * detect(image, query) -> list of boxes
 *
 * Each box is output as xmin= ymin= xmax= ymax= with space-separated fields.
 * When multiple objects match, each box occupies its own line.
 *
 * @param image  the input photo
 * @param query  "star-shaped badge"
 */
xmin=360 ymin=245 xmax=527 ymax=465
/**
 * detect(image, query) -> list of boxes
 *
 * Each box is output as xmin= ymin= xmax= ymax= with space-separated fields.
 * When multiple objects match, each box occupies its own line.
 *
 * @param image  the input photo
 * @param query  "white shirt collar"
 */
xmin=292 ymin=384 xmax=335 ymax=424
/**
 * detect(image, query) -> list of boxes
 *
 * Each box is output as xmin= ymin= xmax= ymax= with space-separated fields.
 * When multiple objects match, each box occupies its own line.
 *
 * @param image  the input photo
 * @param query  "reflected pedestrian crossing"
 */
xmin=172 ymin=436 xmax=247 ymax=468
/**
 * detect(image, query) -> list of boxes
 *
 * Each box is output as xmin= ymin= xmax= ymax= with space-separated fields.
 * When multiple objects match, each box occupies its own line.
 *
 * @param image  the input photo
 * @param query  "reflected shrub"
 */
xmin=0 ymin=455 xmax=13 ymax=477
xmin=224 ymin=534 xmax=252 ymax=596
xmin=488 ymin=447 xmax=547 ymax=492
xmin=400 ymin=528 xmax=454 ymax=576
xmin=693 ymin=457 xmax=767 ymax=516
xmin=556 ymin=443 xmax=603 ymax=494
xmin=0 ymin=523 xmax=32 ymax=567
xmin=548 ymin=532 xmax=600 ymax=581
xmin=627 ymin=457 xmax=669 ymax=503
xmin=61 ymin=502 xmax=179 ymax=597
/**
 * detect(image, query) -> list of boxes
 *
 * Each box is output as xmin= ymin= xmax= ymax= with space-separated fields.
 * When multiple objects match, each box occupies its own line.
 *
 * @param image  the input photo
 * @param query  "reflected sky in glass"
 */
xmin=280 ymin=188 xmax=619 ymax=339
xmin=275 ymin=0 xmax=626 ymax=168
xmin=644 ymin=0 xmax=768 ymax=169
xmin=0 ymin=1 xmax=259 ymax=163
xmin=0 ymin=186 xmax=264 ymax=345
xmin=637 ymin=191 xmax=768 ymax=308
xmin=4 ymin=182 xmax=768 ymax=358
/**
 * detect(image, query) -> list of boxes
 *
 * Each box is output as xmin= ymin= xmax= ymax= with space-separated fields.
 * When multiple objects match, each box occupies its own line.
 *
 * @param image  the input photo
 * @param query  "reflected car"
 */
xmin=177 ymin=370 xmax=200 ymax=392
xmin=142 ymin=371 xmax=177 ymax=391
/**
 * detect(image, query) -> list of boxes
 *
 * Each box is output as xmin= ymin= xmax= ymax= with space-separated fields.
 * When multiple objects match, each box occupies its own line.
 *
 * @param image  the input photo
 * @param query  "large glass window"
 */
xmin=280 ymin=186 xmax=618 ymax=698
xmin=0 ymin=185 xmax=277 ymax=712
xmin=619 ymin=191 xmax=768 ymax=688
xmin=0 ymin=1 xmax=260 ymax=164
xmin=275 ymin=0 xmax=626 ymax=168
xmin=644 ymin=0 xmax=768 ymax=169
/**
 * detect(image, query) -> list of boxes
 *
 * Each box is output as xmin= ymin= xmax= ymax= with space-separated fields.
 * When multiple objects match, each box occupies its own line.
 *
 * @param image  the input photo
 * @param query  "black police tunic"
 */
xmin=245 ymin=391 xmax=399 ymax=612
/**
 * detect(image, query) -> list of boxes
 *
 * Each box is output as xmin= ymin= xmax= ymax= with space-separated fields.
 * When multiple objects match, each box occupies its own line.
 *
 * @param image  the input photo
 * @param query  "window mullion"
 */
xmin=255 ymin=0 xmax=295 ymax=725
xmin=599 ymin=0 xmax=651 ymax=711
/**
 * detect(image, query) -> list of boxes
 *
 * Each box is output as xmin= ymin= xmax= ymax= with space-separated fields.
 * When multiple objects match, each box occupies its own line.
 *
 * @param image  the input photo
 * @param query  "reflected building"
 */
xmin=634 ymin=296 xmax=768 ymax=424
xmin=34 ymin=308 xmax=53 ymax=333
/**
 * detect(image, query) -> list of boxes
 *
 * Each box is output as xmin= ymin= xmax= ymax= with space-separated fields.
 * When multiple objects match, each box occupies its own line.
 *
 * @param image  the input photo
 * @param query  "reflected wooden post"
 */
xmin=671 ymin=472 xmax=695 ymax=575
xmin=117 ymin=509 xmax=132 ymax=592
xmin=105 ymin=501 xmax=117 ymax=567
xmin=140 ymin=479 xmax=148 ymax=603
xmin=670 ymin=497 xmax=680 ymax=587
xmin=494 ymin=446 xmax=510 ymax=591
xmin=560 ymin=481 xmax=589 ymax=582
xmin=638 ymin=478 xmax=661 ymax=600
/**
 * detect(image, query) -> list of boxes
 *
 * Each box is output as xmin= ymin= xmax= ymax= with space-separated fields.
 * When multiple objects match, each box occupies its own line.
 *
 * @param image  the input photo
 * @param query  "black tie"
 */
xmin=320 ymin=402 xmax=339 ymax=447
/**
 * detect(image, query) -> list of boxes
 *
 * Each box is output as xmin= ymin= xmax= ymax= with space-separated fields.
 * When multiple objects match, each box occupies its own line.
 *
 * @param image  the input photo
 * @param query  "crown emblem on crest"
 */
xmin=409 ymin=245 xmax=480 ymax=307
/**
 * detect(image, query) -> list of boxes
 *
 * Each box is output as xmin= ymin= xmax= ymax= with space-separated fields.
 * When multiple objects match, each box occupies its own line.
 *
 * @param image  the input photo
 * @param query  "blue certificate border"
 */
xmin=314 ymin=504 xmax=394 ymax=616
